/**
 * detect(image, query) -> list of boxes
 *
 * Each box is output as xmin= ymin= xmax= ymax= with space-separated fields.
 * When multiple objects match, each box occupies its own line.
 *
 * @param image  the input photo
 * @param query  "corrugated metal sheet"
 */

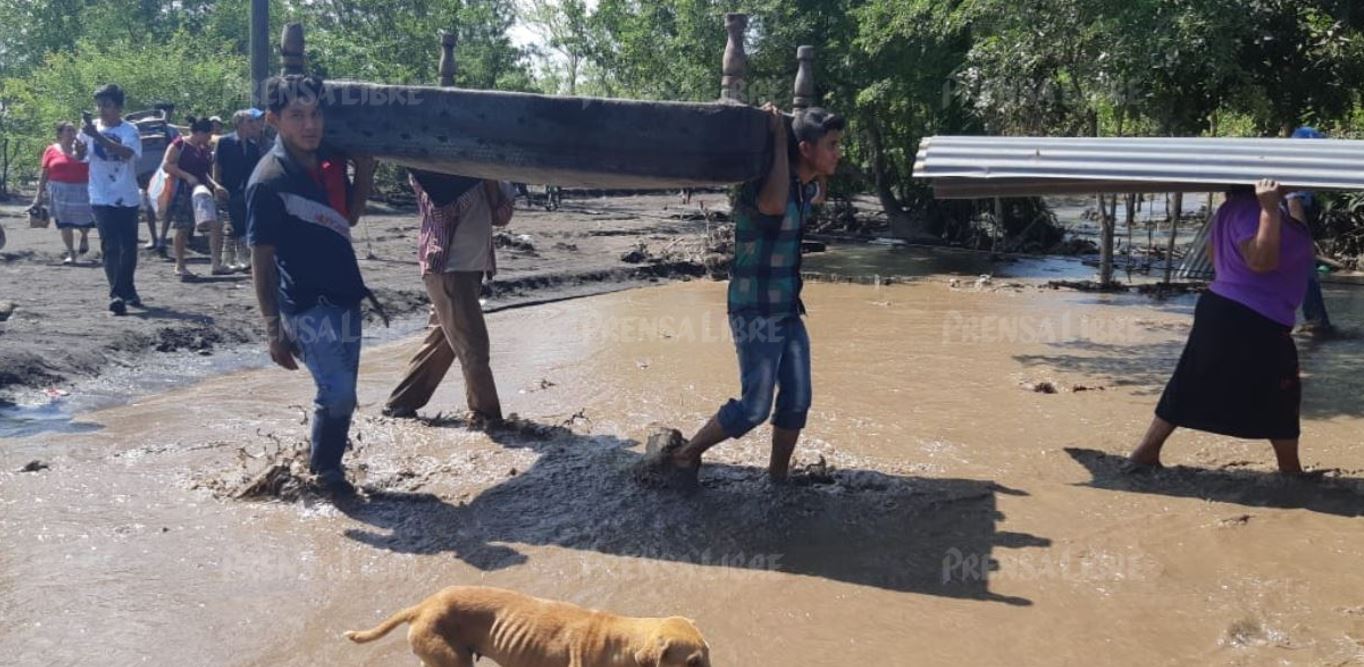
xmin=1175 ymin=215 xmax=1215 ymax=280
xmin=914 ymin=136 xmax=1364 ymax=198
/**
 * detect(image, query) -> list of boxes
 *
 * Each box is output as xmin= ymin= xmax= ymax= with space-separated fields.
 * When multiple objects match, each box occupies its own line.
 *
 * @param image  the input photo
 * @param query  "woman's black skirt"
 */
xmin=1155 ymin=290 xmax=1301 ymax=440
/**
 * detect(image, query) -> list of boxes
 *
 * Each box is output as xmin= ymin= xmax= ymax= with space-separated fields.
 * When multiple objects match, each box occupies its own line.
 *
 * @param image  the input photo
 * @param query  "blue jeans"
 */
xmin=1302 ymin=271 xmax=1331 ymax=328
xmin=283 ymin=301 xmax=362 ymax=474
xmin=717 ymin=314 xmax=812 ymax=438
xmin=92 ymin=205 xmax=140 ymax=301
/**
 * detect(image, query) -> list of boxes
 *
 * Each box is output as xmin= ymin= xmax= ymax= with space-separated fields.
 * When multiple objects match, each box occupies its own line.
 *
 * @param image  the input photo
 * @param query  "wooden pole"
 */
xmin=993 ymin=197 xmax=1004 ymax=253
xmin=1099 ymin=193 xmax=1115 ymax=285
xmin=720 ymin=14 xmax=748 ymax=103
xmin=249 ymin=0 xmax=269 ymax=107
xmin=439 ymin=31 xmax=458 ymax=88
xmin=1164 ymin=192 xmax=1182 ymax=284
xmin=280 ymin=23 xmax=305 ymax=76
xmin=793 ymin=45 xmax=815 ymax=110
xmin=1124 ymin=193 xmax=1136 ymax=275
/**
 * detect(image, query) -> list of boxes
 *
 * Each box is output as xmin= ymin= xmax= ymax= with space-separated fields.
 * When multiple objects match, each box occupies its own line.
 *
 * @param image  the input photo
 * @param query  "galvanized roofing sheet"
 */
xmin=914 ymin=136 xmax=1364 ymax=198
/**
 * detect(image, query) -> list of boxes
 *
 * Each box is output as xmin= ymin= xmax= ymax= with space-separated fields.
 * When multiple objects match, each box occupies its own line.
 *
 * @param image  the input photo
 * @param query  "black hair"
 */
xmin=788 ymin=107 xmax=846 ymax=161
xmin=265 ymin=75 xmax=326 ymax=114
xmin=93 ymin=83 xmax=125 ymax=107
xmin=54 ymin=121 xmax=75 ymax=136
xmin=153 ymin=100 xmax=175 ymax=111
xmin=186 ymin=116 xmax=214 ymax=134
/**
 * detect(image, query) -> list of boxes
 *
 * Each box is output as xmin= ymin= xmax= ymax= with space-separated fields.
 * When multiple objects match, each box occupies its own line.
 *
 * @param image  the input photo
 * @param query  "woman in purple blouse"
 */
xmin=1128 ymin=179 xmax=1314 ymax=475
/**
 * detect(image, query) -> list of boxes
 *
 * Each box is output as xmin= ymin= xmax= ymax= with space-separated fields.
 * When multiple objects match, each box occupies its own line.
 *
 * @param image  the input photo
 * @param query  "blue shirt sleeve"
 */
xmin=246 ymin=180 xmax=285 ymax=247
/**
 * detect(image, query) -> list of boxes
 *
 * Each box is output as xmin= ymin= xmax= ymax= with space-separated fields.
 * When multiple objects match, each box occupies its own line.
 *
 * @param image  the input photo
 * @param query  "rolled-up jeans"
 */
xmin=716 ymin=313 xmax=812 ymax=438
xmin=282 ymin=300 xmax=362 ymax=474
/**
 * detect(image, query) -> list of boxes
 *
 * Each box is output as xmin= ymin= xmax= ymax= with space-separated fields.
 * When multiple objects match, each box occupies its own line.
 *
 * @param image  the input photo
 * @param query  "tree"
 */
xmin=519 ymin=0 xmax=595 ymax=95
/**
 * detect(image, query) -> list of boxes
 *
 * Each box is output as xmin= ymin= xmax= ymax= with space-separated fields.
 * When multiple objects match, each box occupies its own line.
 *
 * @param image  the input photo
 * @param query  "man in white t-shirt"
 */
xmin=80 ymin=84 xmax=144 ymax=316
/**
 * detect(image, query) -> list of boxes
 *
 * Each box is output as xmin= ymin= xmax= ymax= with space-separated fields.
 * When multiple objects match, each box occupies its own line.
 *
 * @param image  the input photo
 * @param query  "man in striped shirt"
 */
xmin=383 ymin=170 xmax=513 ymax=425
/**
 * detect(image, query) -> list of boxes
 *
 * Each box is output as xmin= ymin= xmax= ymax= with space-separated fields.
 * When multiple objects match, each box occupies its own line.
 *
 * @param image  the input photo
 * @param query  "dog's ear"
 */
xmin=634 ymin=638 xmax=671 ymax=667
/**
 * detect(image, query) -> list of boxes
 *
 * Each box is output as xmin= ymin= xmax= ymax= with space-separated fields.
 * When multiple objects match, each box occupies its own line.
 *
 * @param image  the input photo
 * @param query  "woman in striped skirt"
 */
xmin=32 ymin=121 xmax=95 ymax=265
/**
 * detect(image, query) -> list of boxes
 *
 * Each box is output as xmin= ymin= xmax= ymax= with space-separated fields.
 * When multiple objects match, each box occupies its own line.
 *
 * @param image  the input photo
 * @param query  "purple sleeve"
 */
xmin=1225 ymin=201 xmax=1260 ymax=247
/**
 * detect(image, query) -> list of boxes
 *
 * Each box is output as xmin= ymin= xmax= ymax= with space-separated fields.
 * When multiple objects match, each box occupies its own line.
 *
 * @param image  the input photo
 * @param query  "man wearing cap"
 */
xmin=214 ymin=108 xmax=266 ymax=271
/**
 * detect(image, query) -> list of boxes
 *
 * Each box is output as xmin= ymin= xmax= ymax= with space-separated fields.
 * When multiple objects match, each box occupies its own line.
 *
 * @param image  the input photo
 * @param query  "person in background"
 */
xmin=209 ymin=116 xmax=224 ymax=137
xmin=144 ymin=101 xmax=180 ymax=252
xmin=382 ymin=170 xmax=512 ymax=425
xmin=659 ymin=105 xmax=844 ymax=486
xmin=214 ymin=108 xmax=266 ymax=272
xmin=1290 ymin=126 xmax=1335 ymax=337
xmin=161 ymin=115 xmax=229 ymax=279
xmin=1127 ymin=179 xmax=1313 ymax=475
xmin=248 ymin=74 xmax=377 ymax=496
xmin=33 ymin=121 xmax=94 ymax=264
xmin=80 ymin=84 xmax=144 ymax=316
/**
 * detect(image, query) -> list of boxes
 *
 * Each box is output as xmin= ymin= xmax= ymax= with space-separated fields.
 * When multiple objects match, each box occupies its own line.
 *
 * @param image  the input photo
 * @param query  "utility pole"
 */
xmin=250 ymin=0 xmax=269 ymax=108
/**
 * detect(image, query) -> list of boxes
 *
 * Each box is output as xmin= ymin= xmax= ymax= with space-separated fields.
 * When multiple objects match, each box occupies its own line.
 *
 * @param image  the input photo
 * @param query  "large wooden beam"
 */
xmin=321 ymin=83 xmax=771 ymax=188
xmin=274 ymin=19 xmax=770 ymax=188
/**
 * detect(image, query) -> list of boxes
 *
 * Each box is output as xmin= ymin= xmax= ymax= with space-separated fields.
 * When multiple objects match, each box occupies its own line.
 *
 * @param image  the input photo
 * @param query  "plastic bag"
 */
xmin=147 ymin=168 xmax=177 ymax=221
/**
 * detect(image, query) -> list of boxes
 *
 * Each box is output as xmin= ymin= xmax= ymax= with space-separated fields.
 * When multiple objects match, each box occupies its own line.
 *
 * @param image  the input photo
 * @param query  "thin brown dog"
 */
xmin=346 ymin=586 xmax=712 ymax=667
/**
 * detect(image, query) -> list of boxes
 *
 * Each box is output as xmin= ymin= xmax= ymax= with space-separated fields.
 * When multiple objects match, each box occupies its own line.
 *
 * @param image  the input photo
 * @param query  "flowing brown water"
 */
xmin=5 ymin=280 xmax=1364 ymax=666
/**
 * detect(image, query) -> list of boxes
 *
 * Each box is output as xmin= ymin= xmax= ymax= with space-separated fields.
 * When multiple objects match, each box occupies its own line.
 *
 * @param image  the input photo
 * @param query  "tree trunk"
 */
xmin=1124 ymin=193 xmax=1136 ymax=275
xmin=867 ymin=120 xmax=925 ymax=239
xmin=0 ymin=137 xmax=10 ymax=197
xmin=1164 ymin=192 xmax=1183 ymax=284
xmin=1099 ymin=193 xmax=1115 ymax=285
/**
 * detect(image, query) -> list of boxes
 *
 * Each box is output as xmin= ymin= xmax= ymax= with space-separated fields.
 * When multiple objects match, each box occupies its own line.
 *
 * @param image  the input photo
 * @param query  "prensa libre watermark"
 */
xmin=575 ymin=312 xmax=795 ymax=345
xmin=942 ymin=547 xmax=1158 ymax=584
xmin=941 ymin=311 xmax=1144 ymax=345
xmin=581 ymin=549 xmax=787 ymax=583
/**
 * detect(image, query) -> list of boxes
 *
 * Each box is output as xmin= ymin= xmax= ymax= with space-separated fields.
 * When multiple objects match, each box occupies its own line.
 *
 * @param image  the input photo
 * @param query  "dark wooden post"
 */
xmin=249 ymin=0 xmax=269 ymax=107
xmin=1164 ymin=192 xmax=1183 ymax=284
xmin=720 ymin=13 xmax=748 ymax=103
xmin=1099 ymin=193 xmax=1115 ymax=285
xmin=280 ymin=23 xmax=305 ymax=76
xmin=793 ymin=45 xmax=815 ymax=110
xmin=439 ymin=31 xmax=458 ymax=88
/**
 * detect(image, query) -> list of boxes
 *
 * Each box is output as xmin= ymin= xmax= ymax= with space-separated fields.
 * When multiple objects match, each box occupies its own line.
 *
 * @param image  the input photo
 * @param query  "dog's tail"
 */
xmin=344 ymin=605 xmax=419 ymax=644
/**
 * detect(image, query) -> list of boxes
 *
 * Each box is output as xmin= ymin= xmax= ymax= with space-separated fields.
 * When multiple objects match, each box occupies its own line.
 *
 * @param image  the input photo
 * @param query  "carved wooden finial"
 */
xmin=793 ymin=45 xmax=815 ymax=110
xmin=720 ymin=13 xmax=749 ymax=103
xmin=439 ymin=31 xmax=458 ymax=87
xmin=280 ymin=23 xmax=305 ymax=75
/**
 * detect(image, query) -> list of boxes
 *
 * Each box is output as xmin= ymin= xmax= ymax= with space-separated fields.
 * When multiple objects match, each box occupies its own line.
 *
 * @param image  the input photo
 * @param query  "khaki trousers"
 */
xmin=386 ymin=271 xmax=501 ymax=418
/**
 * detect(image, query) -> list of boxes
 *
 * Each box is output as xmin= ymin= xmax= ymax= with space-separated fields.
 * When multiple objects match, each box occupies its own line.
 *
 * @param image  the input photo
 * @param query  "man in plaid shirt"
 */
xmin=667 ymin=104 xmax=845 ymax=484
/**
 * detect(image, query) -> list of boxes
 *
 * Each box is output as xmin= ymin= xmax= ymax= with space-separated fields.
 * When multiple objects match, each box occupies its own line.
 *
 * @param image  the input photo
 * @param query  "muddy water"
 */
xmin=5 ymin=280 xmax=1364 ymax=666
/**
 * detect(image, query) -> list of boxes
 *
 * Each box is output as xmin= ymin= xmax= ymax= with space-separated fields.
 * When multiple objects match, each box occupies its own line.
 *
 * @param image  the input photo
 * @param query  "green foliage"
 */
xmin=4 ymin=0 xmax=1364 ymax=228
xmin=0 ymin=0 xmax=534 ymax=191
xmin=2 ymin=31 xmax=249 ymax=188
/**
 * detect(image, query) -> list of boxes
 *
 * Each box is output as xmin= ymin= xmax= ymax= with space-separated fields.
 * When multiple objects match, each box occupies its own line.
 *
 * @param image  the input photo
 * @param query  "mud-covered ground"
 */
xmin=0 ymin=191 xmax=730 ymax=396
